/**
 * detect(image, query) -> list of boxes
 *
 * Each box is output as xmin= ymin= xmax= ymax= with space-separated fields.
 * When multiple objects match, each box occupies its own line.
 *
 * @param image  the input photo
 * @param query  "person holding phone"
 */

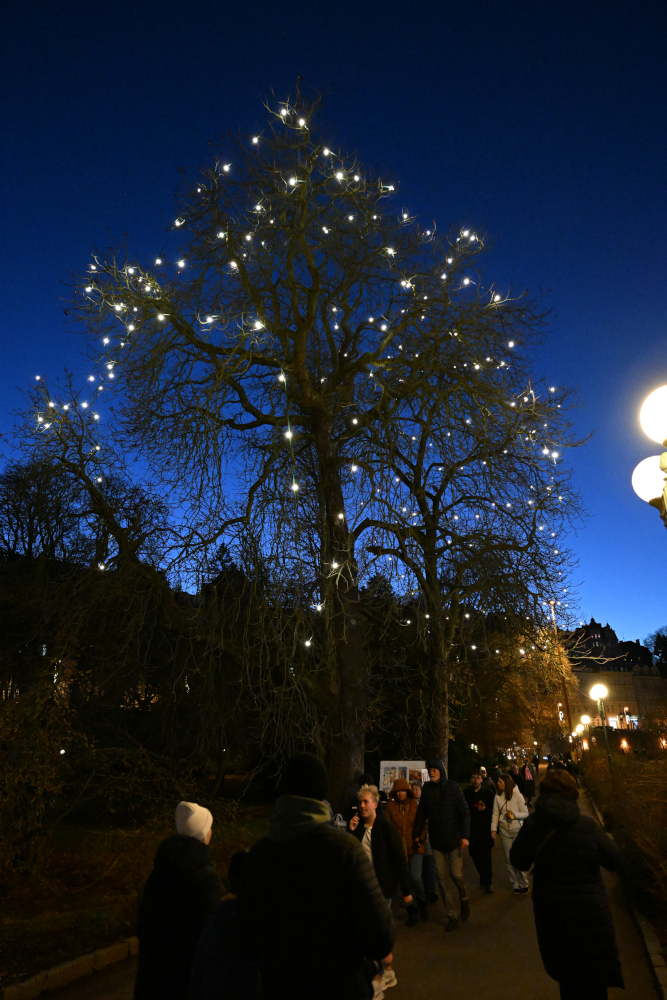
xmin=350 ymin=784 xmax=412 ymax=993
xmin=491 ymin=774 xmax=529 ymax=893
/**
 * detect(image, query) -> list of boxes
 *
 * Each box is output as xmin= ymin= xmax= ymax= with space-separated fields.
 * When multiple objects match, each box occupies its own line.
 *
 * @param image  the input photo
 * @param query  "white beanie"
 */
xmin=175 ymin=801 xmax=213 ymax=842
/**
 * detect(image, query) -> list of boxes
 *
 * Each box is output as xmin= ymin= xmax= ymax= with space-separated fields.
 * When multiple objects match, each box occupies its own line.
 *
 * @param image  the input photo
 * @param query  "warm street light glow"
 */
xmin=640 ymin=385 xmax=667 ymax=444
xmin=590 ymin=684 xmax=608 ymax=700
xmin=576 ymin=724 xmax=584 ymax=734
xmin=632 ymin=455 xmax=665 ymax=503
xmin=581 ymin=715 xmax=591 ymax=724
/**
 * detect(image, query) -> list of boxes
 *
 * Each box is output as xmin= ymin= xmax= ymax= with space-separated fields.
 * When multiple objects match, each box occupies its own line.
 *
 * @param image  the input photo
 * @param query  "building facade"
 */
xmin=569 ymin=618 xmax=667 ymax=729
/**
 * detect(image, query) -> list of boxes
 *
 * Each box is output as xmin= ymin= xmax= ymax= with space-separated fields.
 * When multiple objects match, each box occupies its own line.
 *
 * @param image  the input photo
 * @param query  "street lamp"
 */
xmin=590 ymin=683 xmax=613 ymax=772
xmin=633 ymin=385 xmax=667 ymax=529
xmin=581 ymin=714 xmax=591 ymax=751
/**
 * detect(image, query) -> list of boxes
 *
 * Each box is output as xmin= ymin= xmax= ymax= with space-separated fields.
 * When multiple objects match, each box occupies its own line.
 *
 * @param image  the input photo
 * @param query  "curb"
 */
xmin=583 ymin=783 xmax=667 ymax=999
xmin=2 ymin=937 xmax=138 ymax=1000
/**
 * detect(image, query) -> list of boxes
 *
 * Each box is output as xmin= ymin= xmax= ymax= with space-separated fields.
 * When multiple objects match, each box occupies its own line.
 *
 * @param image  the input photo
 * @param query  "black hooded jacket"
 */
xmin=134 ymin=834 xmax=222 ymax=1000
xmin=238 ymin=796 xmax=394 ymax=1000
xmin=412 ymin=759 xmax=470 ymax=853
xmin=510 ymin=793 xmax=623 ymax=988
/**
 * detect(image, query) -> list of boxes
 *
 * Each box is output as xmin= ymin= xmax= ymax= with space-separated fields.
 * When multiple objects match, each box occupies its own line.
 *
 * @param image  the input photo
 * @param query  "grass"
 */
xmin=1 ymin=805 xmax=270 ymax=990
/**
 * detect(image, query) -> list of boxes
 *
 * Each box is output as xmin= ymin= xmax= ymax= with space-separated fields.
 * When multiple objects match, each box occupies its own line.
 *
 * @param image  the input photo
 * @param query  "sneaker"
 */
xmin=460 ymin=898 xmax=470 ymax=921
xmin=519 ymin=886 xmax=529 ymax=894
xmin=512 ymin=888 xmax=522 ymax=894
xmin=372 ymin=979 xmax=385 ymax=1000
xmin=444 ymin=916 xmax=460 ymax=932
xmin=485 ymin=885 xmax=494 ymax=894
xmin=383 ymin=969 xmax=398 ymax=989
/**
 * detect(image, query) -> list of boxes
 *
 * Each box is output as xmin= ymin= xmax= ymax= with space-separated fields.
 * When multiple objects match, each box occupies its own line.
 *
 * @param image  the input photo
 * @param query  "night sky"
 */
xmin=2 ymin=1 xmax=666 ymax=642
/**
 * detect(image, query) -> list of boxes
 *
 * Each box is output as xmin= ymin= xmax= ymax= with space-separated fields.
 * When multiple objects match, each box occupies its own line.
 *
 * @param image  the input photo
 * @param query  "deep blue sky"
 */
xmin=2 ymin=1 xmax=666 ymax=641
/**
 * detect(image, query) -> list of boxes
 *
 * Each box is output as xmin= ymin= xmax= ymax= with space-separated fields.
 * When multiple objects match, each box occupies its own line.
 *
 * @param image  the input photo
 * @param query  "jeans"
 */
xmin=559 ymin=985 xmax=607 ymax=1000
xmin=498 ymin=826 xmax=529 ymax=890
xmin=422 ymin=840 xmax=437 ymax=896
xmin=432 ymin=847 xmax=468 ymax=919
xmin=408 ymin=853 xmax=426 ymax=903
xmin=469 ymin=839 xmax=493 ymax=888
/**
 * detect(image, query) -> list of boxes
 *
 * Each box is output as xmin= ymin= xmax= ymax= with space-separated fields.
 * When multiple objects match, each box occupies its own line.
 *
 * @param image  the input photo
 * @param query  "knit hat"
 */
xmin=281 ymin=753 xmax=329 ymax=800
xmin=175 ymin=801 xmax=213 ymax=841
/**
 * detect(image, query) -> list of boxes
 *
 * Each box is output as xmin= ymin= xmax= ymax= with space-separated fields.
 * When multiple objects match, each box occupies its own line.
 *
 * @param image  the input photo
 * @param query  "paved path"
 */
xmin=46 ymin=779 xmax=658 ymax=1000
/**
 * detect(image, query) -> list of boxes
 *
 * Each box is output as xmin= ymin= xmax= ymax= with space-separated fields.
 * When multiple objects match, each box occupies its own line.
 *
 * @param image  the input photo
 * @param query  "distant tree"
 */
xmin=645 ymin=626 xmax=667 ymax=678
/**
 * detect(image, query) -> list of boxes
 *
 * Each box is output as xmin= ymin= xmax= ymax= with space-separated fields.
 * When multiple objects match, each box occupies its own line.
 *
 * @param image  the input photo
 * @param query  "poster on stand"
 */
xmin=379 ymin=760 xmax=427 ymax=794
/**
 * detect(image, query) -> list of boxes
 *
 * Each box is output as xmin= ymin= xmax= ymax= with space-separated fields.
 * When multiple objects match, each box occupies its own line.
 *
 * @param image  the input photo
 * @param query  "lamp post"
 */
xmin=575 ymin=723 xmax=584 ymax=758
xmin=581 ymin=714 xmax=591 ymax=751
xmin=632 ymin=385 xmax=667 ymax=529
xmin=590 ymin=684 xmax=612 ymax=773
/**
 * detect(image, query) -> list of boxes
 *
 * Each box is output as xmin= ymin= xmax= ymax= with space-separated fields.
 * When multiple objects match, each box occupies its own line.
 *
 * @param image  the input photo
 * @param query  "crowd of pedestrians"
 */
xmin=132 ymin=750 xmax=624 ymax=1000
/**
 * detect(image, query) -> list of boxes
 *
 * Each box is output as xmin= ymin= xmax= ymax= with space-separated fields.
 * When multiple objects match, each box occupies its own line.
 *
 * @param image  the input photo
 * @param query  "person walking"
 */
xmin=510 ymin=769 xmax=623 ymax=1000
xmin=520 ymin=759 xmax=537 ymax=806
xmin=479 ymin=766 xmax=496 ymax=794
xmin=491 ymin=775 xmax=529 ymax=894
xmin=134 ymin=801 xmax=222 ymax=1000
xmin=385 ymin=778 xmax=425 ymax=924
xmin=238 ymin=755 xmax=394 ymax=1000
xmin=189 ymin=851 xmax=257 ymax=999
xmin=412 ymin=759 xmax=471 ymax=931
xmin=463 ymin=770 xmax=495 ymax=893
xmin=509 ymin=761 xmax=526 ymax=797
xmin=411 ymin=782 xmax=438 ymax=905
xmin=350 ymin=784 xmax=412 ymax=992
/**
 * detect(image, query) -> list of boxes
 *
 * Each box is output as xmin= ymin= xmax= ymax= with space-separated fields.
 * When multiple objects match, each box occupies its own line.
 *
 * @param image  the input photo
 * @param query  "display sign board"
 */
xmin=379 ymin=760 xmax=428 ymax=793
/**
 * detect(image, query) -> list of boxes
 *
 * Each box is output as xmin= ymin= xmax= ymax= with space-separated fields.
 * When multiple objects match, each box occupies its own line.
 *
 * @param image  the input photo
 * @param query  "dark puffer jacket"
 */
xmin=412 ymin=759 xmax=470 ymax=853
xmin=238 ymin=798 xmax=394 ymax=1000
xmin=134 ymin=835 xmax=222 ymax=1000
xmin=510 ymin=793 xmax=623 ymax=988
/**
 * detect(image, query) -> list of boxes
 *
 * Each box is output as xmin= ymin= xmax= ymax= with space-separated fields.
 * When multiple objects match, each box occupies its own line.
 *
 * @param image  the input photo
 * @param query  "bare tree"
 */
xmin=60 ymin=92 xmax=585 ymax=790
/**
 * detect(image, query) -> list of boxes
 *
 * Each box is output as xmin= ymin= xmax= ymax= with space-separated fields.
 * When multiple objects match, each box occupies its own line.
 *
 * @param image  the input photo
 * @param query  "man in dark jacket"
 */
xmin=238 ymin=754 xmax=394 ymax=1000
xmin=510 ymin=769 xmax=623 ymax=999
xmin=134 ymin=801 xmax=222 ymax=1000
xmin=412 ymin=759 xmax=471 ymax=931
xmin=189 ymin=850 xmax=257 ymax=1000
xmin=463 ymin=770 xmax=495 ymax=893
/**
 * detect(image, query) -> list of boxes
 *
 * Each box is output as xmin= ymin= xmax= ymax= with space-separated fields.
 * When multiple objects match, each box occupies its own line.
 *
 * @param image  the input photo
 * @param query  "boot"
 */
xmin=418 ymin=901 xmax=428 ymax=922
xmin=405 ymin=906 xmax=420 ymax=926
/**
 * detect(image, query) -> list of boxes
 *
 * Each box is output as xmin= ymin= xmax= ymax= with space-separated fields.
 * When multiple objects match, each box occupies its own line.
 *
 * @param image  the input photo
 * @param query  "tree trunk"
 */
xmin=315 ymin=427 xmax=369 ymax=805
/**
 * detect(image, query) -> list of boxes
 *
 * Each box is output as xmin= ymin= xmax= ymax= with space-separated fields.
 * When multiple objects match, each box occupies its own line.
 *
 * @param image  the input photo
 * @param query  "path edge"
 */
xmin=583 ymin=782 xmax=667 ymax=999
xmin=1 ymin=937 xmax=138 ymax=1000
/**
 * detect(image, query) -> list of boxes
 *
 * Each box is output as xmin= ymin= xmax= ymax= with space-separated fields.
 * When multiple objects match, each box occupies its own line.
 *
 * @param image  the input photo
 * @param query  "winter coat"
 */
xmin=384 ymin=779 xmax=423 ymax=857
xmin=463 ymin=786 xmax=495 ymax=847
xmin=510 ymin=793 xmax=623 ymax=988
xmin=412 ymin=759 xmax=470 ymax=852
xmin=491 ymin=788 xmax=529 ymax=836
xmin=189 ymin=895 xmax=258 ymax=1000
xmin=509 ymin=767 xmax=527 ymax=796
xmin=238 ymin=795 xmax=394 ymax=1000
xmin=134 ymin=835 xmax=222 ymax=1000
xmin=350 ymin=810 xmax=412 ymax=897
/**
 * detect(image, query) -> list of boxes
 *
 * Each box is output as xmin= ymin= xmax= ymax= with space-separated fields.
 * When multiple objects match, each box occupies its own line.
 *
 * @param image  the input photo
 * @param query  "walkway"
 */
xmin=45 ymin=777 xmax=658 ymax=1000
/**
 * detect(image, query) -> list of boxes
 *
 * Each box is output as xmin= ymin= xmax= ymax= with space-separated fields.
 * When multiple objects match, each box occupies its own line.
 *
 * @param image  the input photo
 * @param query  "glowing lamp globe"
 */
xmin=576 ymin=724 xmax=584 ymax=734
xmin=581 ymin=715 xmax=591 ymax=725
xmin=590 ymin=684 xmax=608 ymax=701
xmin=632 ymin=456 xmax=665 ymax=503
xmin=640 ymin=385 xmax=667 ymax=444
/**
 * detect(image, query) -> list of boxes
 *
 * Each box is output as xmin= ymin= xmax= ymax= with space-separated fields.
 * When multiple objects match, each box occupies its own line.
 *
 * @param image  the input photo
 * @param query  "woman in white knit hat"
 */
xmin=133 ymin=801 xmax=222 ymax=1000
